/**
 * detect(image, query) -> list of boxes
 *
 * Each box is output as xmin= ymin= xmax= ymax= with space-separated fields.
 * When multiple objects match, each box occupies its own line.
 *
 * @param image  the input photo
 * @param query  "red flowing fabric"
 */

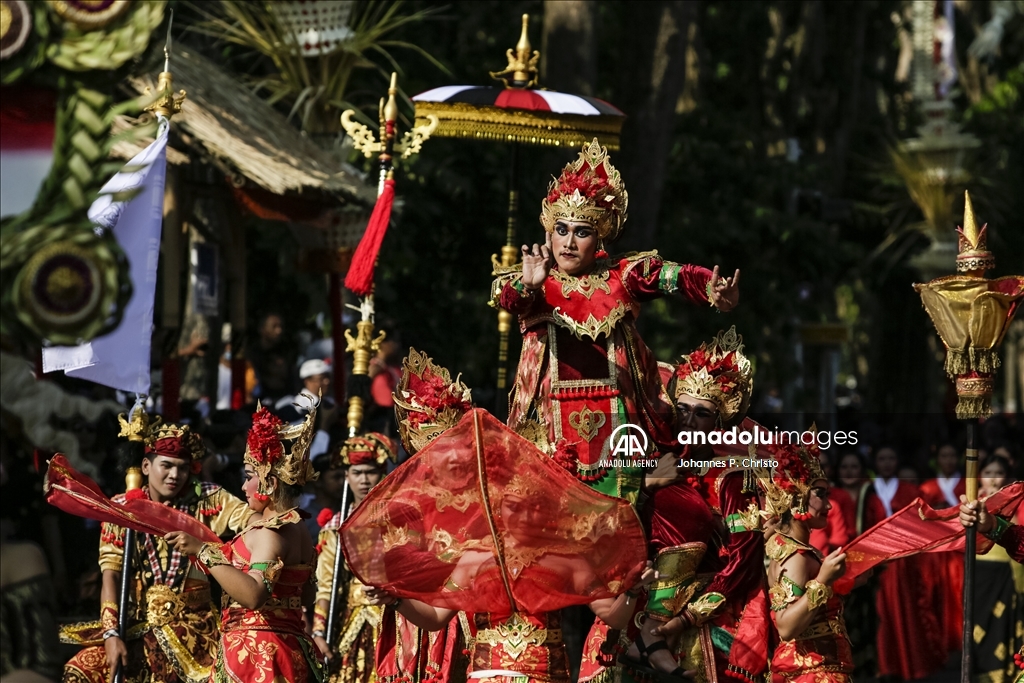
xmin=44 ymin=454 xmax=220 ymax=543
xmin=341 ymin=408 xmax=646 ymax=614
xmin=833 ymin=482 xmax=1024 ymax=594
xmin=345 ymin=178 xmax=395 ymax=297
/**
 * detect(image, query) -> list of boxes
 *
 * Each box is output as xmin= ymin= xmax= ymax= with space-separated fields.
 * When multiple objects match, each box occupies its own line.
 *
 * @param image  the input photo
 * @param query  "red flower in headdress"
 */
xmin=247 ymin=407 xmax=284 ymax=464
xmin=548 ymin=166 xmax=612 ymax=207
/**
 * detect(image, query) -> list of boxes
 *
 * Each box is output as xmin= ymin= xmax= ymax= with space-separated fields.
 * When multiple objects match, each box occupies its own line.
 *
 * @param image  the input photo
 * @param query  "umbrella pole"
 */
xmin=495 ymin=143 xmax=520 ymax=421
xmin=962 ymin=418 xmax=978 ymax=683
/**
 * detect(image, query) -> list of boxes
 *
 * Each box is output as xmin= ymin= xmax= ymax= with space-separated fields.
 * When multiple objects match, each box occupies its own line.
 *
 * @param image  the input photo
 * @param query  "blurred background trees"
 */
xmin=175 ymin=0 xmax=1024 ymax=422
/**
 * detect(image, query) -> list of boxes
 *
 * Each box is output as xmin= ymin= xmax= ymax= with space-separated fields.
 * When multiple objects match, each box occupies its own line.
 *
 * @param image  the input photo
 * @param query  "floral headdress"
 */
xmin=673 ymin=326 xmax=753 ymax=427
xmin=393 ymin=348 xmax=472 ymax=454
xmin=759 ymin=434 xmax=827 ymax=522
xmin=244 ymin=401 xmax=319 ymax=499
xmin=335 ymin=432 xmax=397 ymax=468
xmin=540 ymin=138 xmax=628 ymax=242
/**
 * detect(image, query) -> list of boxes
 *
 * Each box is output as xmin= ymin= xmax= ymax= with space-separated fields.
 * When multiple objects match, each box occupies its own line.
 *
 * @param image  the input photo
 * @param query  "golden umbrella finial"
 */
xmin=490 ymin=13 xmax=540 ymax=88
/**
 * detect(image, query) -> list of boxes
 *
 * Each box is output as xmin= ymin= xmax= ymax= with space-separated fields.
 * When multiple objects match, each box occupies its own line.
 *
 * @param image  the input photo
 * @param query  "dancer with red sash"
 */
xmin=61 ymin=413 xmax=250 ymax=683
xmin=337 ymin=349 xmax=651 ymax=683
xmin=167 ymin=402 xmax=325 ymax=683
xmin=760 ymin=440 xmax=854 ymax=683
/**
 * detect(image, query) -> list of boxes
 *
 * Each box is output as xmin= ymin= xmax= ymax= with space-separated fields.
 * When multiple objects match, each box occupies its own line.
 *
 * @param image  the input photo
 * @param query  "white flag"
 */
xmin=43 ymin=119 xmax=169 ymax=395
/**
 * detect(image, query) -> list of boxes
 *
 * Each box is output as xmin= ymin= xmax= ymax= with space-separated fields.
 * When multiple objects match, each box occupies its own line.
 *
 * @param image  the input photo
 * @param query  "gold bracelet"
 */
xmin=684 ymin=592 xmax=725 ymax=626
xmin=312 ymin=612 xmax=327 ymax=633
xmin=100 ymin=602 xmax=119 ymax=631
xmin=197 ymin=542 xmax=230 ymax=569
xmin=803 ymin=580 xmax=832 ymax=610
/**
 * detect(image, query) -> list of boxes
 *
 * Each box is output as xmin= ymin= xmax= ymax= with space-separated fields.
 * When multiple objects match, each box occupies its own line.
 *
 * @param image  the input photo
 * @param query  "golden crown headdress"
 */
xmin=145 ymin=423 xmax=206 ymax=462
xmin=245 ymin=400 xmax=319 ymax=496
xmin=673 ymin=327 xmax=753 ymax=426
xmin=540 ymin=138 xmax=628 ymax=242
xmin=759 ymin=432 xmax=827 ymax=522
xmin=393 ymin=348 xmax=473 ymax=455
xmin=335 ymin=432 xmax=397 ymax=468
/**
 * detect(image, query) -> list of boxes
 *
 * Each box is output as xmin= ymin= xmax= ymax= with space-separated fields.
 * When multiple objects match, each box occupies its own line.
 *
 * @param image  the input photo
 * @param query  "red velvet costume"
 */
xmin=604 ymin=329 xmax=769 ymax=683
xmin=995 ymin=523 xmax=1024 ymax=563
xmin=491 ymin=140 xmax=719 ymax=502
xmin=693 ymin=466 xmax=772 ymax=683
xmin=919 ymin=476 xmax=966 ymax=654
xmin=873 ymin=480 xmax=945 ymax=680
xmin=495 ymin=252 xmax=713 ymax=501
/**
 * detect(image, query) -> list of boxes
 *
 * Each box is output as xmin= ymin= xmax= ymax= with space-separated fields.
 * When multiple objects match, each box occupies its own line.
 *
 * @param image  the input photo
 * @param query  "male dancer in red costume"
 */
xmin=492 ymin=139 xmax=740 ymax=504
xmin=619 ymin=328 xmax=769 ymax=683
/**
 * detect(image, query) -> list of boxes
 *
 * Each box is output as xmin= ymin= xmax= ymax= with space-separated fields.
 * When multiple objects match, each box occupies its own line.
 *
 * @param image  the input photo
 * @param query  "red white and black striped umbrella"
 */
xmin=413 ymin=85 xmax=625 ymax=149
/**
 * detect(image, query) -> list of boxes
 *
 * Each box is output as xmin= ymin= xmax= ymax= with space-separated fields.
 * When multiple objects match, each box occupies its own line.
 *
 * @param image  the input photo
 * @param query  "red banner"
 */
xmin=834 ymin=482 xmax=1024 ymax=593
xmin=44 ymin=454 xmax=219 ymax=543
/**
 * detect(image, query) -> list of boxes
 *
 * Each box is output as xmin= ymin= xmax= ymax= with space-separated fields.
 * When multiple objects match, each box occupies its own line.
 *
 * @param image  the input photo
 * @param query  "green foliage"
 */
xmin=174 ymin=1 xmax=1023 ymax=414
xmin=187 ymin=0 xmax=444 ymax=134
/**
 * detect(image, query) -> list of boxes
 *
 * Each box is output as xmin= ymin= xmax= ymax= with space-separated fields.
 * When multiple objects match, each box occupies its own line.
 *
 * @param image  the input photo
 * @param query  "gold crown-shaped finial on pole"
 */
xmin=956 ymin=191 xmax=995 ymax=275
xmin=490 ymin=14 xmax=540 ymax=88
xmin=144 ymin=11 xmax=186 ymax=119
xmin=340 ymin=73 xmax=438 ymax=160
xmin=117 ymin=410 xmax=158 ymax=442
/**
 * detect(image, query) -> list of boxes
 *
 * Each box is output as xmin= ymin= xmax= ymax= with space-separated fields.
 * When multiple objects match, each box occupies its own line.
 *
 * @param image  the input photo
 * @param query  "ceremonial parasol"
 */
xmin=914 ymin=192 xmax=1024 ymax=683
xmin=340 ymin=408 xmax=646 ymax=615
xmin=412 ymin=15 xmax=626 ymax=419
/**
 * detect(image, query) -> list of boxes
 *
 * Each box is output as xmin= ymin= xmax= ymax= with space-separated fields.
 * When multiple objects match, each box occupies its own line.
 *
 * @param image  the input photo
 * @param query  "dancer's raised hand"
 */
xmin=521 ymin=234 xmax=553 ymax=290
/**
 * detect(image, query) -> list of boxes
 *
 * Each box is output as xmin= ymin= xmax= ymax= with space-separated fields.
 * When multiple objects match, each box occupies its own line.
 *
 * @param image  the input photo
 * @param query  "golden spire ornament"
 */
xmin=489 ymin=14 xmax=540 ymax=87
xmin=144 ymin=10 xmax=186 ymax=120
xmin=914 ymin=191 xmax=1024 ymax=419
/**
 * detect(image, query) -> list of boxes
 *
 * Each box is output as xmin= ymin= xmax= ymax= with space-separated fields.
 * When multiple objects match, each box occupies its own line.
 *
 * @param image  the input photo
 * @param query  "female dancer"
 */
xmin=168 ymin=404 xmax=324 ymax=683
xmin=762 ymin=442 xmax=854 ymax=683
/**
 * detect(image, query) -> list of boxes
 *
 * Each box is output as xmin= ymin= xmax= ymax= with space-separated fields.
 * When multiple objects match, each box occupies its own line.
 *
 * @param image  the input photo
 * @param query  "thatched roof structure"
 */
xmin=112 ymin=48 xmax=374 ymax=205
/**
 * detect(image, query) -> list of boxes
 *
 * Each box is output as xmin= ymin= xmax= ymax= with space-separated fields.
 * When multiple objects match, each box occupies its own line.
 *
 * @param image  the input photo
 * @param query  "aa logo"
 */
xmin=609 ymin=424 xmax=649 ymax=460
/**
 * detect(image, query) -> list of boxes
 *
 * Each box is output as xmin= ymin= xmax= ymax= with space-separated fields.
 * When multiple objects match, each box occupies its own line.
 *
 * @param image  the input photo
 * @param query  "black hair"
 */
xmin=873 ymin=444 xmax=901 ymax=465
xmin=117 ymin=440 xmax=146 ymax=475
xmin=980 ymin=454 xmax=1012 ymax=479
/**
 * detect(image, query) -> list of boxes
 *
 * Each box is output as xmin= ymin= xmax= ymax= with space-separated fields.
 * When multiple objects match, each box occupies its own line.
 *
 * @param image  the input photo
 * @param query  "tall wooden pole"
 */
xmin=961 ymin=419 xmax=978 ymax=683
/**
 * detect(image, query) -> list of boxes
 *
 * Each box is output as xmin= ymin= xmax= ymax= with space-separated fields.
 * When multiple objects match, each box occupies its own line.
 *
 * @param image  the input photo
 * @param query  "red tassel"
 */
xmin=345 ymin=179 xmax=396 ymax=297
